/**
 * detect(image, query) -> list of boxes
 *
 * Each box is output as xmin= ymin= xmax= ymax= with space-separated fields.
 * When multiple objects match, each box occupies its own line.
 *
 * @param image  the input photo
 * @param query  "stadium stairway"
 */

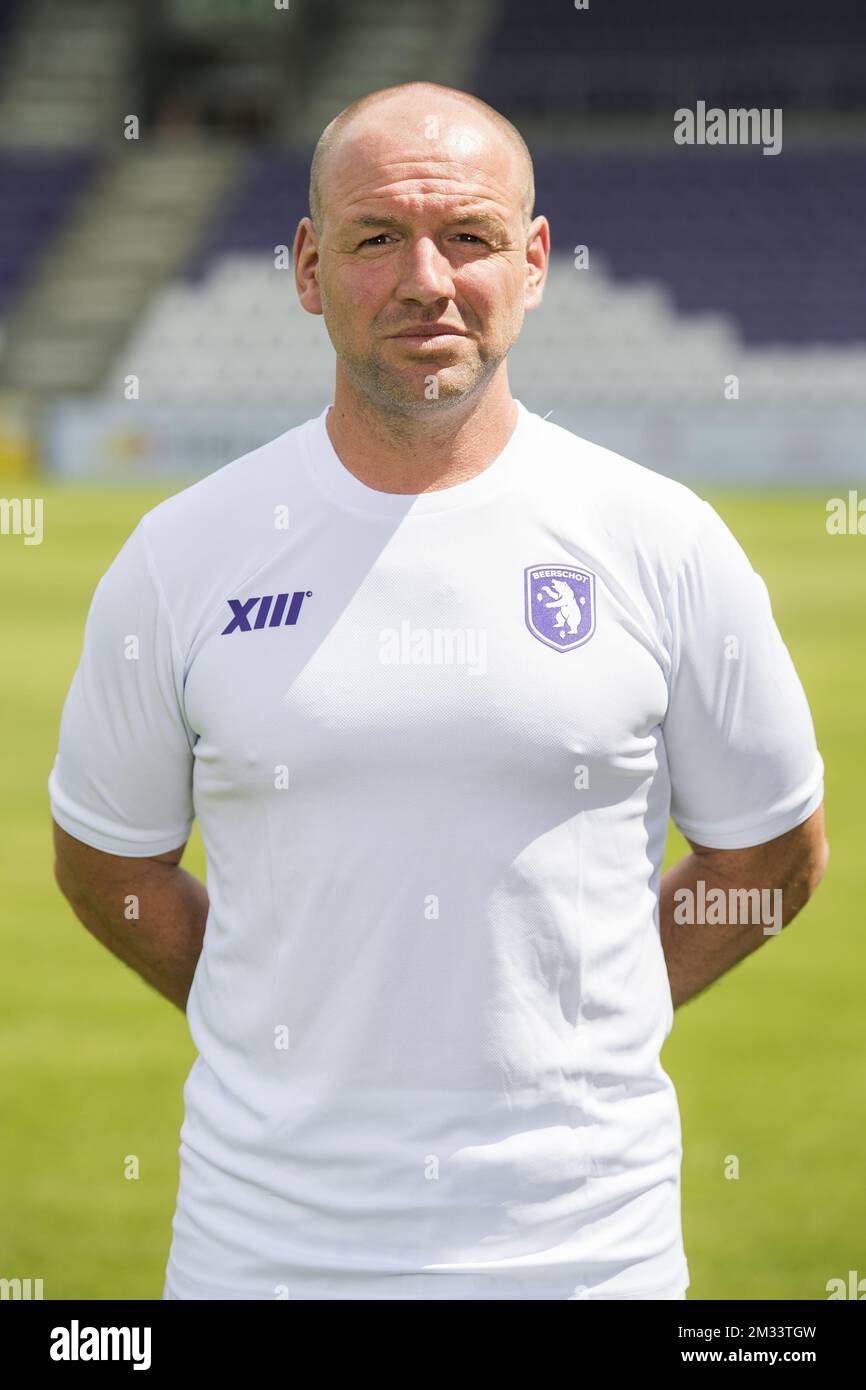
xmin=0 ymin=140 xmax=242 ymax=394
xmin=284 ymin=0 xmax=497 ymax=143
xmin=0 ymin=0 xmax=134 ymax=148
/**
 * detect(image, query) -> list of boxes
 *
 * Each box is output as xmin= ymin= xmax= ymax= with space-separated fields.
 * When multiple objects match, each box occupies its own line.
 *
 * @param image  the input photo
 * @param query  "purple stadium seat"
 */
xmin=0 ymin=151 xmax=100 ymax=316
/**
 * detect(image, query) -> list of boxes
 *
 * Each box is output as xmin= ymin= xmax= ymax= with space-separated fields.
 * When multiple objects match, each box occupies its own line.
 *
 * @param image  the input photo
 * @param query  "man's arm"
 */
xmin=52 ymin=820 xmax=210 ymax=1013
xmin=659 ymin=802 xmax=829 ymax=1010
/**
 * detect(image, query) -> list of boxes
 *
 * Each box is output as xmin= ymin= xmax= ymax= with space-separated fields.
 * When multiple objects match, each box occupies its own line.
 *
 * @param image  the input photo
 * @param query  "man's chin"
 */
xmin=367 ymin=365 xmax=492 ymax=413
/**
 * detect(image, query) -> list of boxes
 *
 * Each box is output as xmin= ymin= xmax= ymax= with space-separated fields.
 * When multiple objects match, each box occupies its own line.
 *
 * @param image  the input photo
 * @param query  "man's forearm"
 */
xmin=659 ymin=815 xmax=826 ymax=1011
xmin=55 ymin=852 xmax=209 ymax=1013
xmin=659 ymin=855 xmax=777 ymax=1009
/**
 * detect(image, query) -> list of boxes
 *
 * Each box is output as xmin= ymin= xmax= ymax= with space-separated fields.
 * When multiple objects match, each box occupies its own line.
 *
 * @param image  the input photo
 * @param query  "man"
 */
xmin=50 ymin=81 xmax=828 ymax=1301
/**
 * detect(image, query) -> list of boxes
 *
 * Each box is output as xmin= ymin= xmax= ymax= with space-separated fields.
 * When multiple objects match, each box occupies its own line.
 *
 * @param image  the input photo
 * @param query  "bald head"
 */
xmin=308 ymin=82 xmax=535 ymax=238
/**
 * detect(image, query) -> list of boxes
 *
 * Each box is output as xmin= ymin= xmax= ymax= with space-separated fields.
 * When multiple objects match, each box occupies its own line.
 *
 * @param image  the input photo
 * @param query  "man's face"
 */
xmin=298 ymin=114 xmax=546 ymax=414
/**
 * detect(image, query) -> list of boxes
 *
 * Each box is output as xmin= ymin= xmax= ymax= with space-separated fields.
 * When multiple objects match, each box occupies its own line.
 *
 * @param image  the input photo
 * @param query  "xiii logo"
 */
xmin=221 ymin=591 xmax=312 ymax=635
xmin=524 ymin=565 xmax=596 ymax=652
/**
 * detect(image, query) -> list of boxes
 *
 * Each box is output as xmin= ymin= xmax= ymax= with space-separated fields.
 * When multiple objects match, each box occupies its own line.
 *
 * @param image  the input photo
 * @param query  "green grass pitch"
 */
xmin=0 ymin=483 xmax=862 ymax=1300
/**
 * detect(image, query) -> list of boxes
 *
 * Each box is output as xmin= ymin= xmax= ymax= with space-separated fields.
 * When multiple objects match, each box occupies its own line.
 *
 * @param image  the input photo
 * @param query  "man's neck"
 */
xmin=324 ymin=379 xmax=519 ymax=495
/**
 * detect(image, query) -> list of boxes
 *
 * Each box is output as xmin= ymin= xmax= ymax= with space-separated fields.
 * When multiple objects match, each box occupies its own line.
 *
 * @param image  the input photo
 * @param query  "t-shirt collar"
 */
xmin=302 ymin=399 xmax=530 ymax=519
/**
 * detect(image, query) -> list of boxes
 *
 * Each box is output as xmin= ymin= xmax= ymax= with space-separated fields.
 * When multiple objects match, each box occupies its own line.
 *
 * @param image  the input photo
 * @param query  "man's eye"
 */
xmin=358 ymin=233 xmax=488 ymax=248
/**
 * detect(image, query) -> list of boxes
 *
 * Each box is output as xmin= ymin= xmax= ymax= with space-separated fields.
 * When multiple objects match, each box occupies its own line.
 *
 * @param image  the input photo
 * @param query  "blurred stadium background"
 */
xmin=0 ymin=0 xmax=864 ymax=1301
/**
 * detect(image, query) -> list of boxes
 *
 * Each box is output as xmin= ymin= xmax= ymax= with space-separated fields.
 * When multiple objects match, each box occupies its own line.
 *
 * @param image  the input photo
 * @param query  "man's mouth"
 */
xmin=389 ymin=326 xmax=468 ymax=339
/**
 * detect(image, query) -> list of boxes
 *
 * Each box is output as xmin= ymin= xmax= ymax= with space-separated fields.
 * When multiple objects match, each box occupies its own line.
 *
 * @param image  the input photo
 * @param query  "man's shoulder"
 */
xmin=522 ymin=408 xmax=717 ymax=589
xmin=529 ymin=410 xmax=708 ymax=521
xmin=124 ymin=413 xmax=317 ymax=629
xmin=133 ymin=414 xmax=312 ymax=548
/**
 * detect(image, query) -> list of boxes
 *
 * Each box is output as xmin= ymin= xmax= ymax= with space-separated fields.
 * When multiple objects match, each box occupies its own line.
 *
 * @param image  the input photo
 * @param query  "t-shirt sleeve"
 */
xmin=662 ymin=499 xmax=824 ymax=850
xmin=48 ymin=517 xmax=196 ymax=856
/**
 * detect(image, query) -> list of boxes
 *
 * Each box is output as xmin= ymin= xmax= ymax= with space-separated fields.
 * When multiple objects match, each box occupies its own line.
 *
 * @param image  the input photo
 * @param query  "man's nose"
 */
xmin=395 ymin=237 xmax=456 ymax=301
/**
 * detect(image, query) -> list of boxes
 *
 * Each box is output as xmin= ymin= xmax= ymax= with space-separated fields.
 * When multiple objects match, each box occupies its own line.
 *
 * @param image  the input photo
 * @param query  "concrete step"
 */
xmin=0 ymin=140 xmax=242 ymax=393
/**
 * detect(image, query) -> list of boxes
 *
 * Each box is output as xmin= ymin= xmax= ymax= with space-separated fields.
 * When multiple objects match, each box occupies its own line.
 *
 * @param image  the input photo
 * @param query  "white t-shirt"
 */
xmin=48 ymin=400 xmax=824 ymax=1300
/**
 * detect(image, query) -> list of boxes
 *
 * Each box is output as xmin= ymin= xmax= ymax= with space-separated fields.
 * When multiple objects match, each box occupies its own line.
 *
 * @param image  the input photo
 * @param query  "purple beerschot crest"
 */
xmin=524 ymin=564 xmax=597 ymax=652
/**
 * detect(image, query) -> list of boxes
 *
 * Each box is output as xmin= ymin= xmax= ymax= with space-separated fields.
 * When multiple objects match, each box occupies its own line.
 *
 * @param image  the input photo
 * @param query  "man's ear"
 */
xmin=524 ymin=215 xmax=550 ymax=314
xmin=294 ymin=217 xmax=324 ymax=317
